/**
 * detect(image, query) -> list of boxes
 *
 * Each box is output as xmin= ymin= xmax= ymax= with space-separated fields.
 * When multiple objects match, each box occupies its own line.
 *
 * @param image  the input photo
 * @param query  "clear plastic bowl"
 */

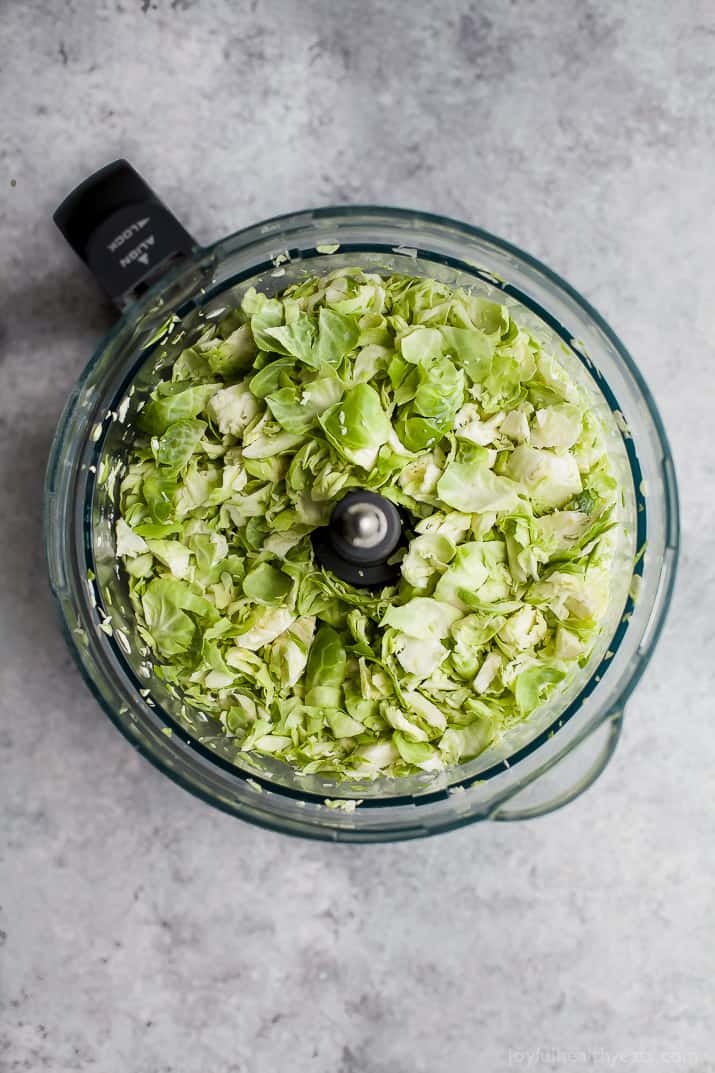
xmin=45 ymin=207 xmax=679 ymax=841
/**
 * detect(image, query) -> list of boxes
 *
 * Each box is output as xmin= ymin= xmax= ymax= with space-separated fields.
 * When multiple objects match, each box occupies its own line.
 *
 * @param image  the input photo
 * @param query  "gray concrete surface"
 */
xmin=1 ymin=1 xmax=714 ymax=1071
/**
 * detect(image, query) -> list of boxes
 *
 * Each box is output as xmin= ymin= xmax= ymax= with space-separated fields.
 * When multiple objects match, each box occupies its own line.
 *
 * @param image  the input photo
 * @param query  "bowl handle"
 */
xmin=53 ymin=159 xmax=196 ymax=311
xmin=491 ymin=709 xmax=624 ymax=821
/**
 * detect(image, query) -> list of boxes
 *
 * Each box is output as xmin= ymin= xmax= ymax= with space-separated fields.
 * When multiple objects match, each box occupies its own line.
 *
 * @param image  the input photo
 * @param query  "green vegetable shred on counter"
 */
xmin=114 ymin=270 xmax=621 ymax=780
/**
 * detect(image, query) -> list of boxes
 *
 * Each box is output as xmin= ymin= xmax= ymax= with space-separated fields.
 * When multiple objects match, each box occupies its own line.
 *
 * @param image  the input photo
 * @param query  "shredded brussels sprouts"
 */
xmin=115 ymin=270 xmax=620 ymax=779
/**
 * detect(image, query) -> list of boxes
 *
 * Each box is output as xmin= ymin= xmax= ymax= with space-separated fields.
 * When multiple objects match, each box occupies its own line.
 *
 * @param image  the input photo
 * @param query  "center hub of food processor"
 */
xmin=311 ymin=490 xmax=404 ymax=588
xmin=340 ymin=501 xmax=388 ymax=548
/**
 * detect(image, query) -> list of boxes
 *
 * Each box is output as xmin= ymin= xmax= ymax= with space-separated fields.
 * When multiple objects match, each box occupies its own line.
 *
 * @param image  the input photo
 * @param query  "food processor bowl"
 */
xmin=45 ymin=200 xmax=679 ymax=841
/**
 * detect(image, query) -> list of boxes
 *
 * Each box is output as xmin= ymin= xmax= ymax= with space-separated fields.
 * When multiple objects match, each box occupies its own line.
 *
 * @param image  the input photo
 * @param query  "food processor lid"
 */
xmin=53 ymin=159 xmax=196 ymax=310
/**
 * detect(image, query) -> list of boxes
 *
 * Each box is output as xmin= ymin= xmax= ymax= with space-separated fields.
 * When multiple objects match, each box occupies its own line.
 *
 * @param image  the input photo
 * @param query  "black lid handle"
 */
xmin=53 ymin=159 xmax=196 ymax=310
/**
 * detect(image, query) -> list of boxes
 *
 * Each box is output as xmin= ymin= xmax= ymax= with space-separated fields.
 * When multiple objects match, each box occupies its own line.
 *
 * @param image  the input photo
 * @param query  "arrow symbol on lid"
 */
xmin=137 ymin=253 xmax=149 ymax=265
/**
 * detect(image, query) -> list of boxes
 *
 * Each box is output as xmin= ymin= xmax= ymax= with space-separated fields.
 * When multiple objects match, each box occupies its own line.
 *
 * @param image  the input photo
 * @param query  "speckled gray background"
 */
xmin=1 ymin=1 xmax=714 ymax=1071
